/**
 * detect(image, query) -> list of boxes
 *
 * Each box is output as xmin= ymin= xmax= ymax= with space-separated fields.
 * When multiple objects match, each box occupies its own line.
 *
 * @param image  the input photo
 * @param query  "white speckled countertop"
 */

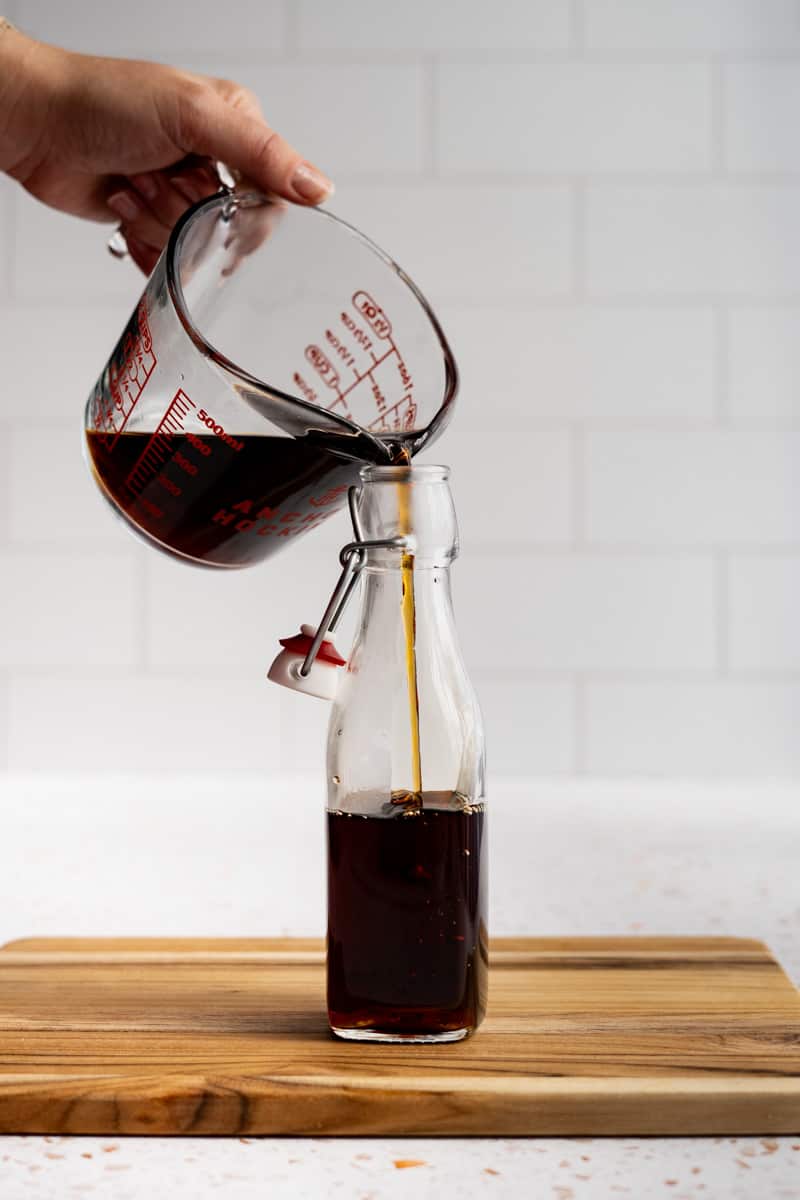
xmin=1 ymin=775 xmax=799 ymax=1198
xmin=2 ymin=1133 xmax=799 ymax=1198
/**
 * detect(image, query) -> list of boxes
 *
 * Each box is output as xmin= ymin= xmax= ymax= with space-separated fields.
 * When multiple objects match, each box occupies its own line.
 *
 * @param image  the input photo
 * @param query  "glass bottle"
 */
xmin=326 ymin=464 xmax=487 ymax=1043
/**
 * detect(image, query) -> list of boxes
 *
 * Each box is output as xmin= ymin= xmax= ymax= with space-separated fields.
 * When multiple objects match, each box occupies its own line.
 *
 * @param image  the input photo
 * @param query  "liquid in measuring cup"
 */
xmin=327 ymin=792 xmax=488 ymax=1041
xmin=86 ymin=430 xmax=361 ymax=568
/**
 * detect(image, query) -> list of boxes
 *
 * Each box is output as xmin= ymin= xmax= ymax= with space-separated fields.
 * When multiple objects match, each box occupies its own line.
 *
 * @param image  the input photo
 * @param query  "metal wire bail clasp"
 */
xmin=299 ymin=487 xmax=407 ymax=677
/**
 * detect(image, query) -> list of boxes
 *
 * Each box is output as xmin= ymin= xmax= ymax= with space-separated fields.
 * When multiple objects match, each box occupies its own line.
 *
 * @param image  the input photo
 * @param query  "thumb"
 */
xmin=183 ymin=86 xmax=334 ymax=206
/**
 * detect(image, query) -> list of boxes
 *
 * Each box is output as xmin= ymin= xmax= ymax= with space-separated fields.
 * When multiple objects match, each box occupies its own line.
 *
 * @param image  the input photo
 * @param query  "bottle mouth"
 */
xmin=360 ymin=464 xmax=450 ymax=484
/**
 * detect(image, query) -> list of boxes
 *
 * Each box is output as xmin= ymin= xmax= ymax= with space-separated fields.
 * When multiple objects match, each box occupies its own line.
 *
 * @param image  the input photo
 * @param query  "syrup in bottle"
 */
xmin=326 ymin=464 xmax=487 ymax=1042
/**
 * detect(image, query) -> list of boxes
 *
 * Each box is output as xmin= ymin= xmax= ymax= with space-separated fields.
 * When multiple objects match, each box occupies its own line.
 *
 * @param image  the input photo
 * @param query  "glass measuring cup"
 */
xmin=84 ymin=190 xmax=457 ymax=569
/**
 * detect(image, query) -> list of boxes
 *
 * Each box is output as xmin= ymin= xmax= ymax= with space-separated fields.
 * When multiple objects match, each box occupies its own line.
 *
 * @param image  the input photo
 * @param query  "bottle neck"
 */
xmin=356 ymin=564 xmax=462 ymax=707
xmin=329 ymin=464 xmax=484 ymax=808
xmin=356 ymin=464 xmax=458 ymax=570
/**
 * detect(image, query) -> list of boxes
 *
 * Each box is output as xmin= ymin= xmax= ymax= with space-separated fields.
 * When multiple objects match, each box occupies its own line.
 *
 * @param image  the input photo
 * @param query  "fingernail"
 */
xmin=130 ymin=172 xmax=159 ymax=200
xmin=291 ymin=161 xmax=334 ymax=203
xmin=108 ymin=190 xmax=140 ymax=221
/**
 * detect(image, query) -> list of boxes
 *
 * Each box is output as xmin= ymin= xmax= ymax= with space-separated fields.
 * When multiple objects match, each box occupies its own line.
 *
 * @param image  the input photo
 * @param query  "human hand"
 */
xmin=0 ymin=19 xmax=334 ymax=273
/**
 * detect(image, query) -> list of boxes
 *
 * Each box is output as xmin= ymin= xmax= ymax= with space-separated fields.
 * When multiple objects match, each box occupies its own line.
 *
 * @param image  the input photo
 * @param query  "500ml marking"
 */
xmin=123 ymin=389 xmax=238 ymax=513
xmin=197 ymin=408 xmax=243 ymax=452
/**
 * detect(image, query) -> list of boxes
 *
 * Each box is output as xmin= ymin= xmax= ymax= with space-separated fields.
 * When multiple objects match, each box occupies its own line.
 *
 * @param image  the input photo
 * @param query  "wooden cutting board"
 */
xmin=1 ymin=936 xmax=798 ymax=1136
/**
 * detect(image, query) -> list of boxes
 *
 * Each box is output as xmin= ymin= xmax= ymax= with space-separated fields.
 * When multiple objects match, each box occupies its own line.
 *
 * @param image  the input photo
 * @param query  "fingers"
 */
xmin=106 ymin=159 xmax=220 ymax=271
xmin=128 ymin=171 xmax=192 ymax=229
xmin=120 ymin=228 xmax=160 ymax=276
xmin=130 ymin=159 xmax=220 ymax=217
xmin=167 ymin=160 xmax=220 ymax=205
xmin=182 ymin=84 xmax=334 ymax=206
xmin=107 ymin=185 xmax=172 ymax=250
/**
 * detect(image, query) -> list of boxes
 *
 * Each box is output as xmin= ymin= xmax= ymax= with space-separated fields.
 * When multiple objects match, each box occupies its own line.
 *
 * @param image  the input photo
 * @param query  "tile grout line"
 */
xmin=471 ymin=667 xmax=800 ymax=684
xmin=0 ymin=669 xmax=8 ymax=771
xmin=710 ymin=58 xmax=726 ymax=175
xmin=422 ymin=56 xmax=439 ymax=177
xmin=3 ymin=181 xmax=16 ymax=303
xmin=6 ymin=664 xmax=800 ymax=683
xmin=283 ymin=0 xmax=299 ymax=58
xmin=0 ymin=408 xmax=9 ymax=547
xmin=136 ymin=554 xmax=150 ymax=671
xmin=715 ymin=551 xmax=729 ymax=678
xmin=573 ymin=676 xmax=587 ymax=775
xmin=171 ymin=49 xmax=800 ymax=66
xmin=570 ymin=426 xmax=585 ymax=547
xmin=571 ymin=180 xmax=586 ymax=301
xmin=570 ymin=0 xmax=585 ymax=54
xmin=713 ymin=304 xmax=730 ymax=426
xmin=241 ymin=169 xmax=800 ymax=183
xmin=10 ymin=43 xmax=800 ymax=70
xmin=5 ymin=541 xmax=800 ymax=559
xmin=18 ymin=297 xmax=800 ymax=315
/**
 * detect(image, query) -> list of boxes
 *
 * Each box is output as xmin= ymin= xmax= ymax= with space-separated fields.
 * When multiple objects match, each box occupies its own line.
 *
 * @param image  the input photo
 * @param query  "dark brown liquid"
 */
xmin=327 ymin=794 xmax=487 ymax=1039
xmin=86 ymin=431 xmax=360 ymax=567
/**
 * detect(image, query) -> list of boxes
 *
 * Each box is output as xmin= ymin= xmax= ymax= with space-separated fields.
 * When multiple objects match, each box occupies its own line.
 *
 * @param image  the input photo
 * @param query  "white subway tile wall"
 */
xmin=0 ymin=551 xmax=141 ymax=669
xmin=456 ymin=554 xmax=716 ymax=673
xmin=331 ymin=183 xmax=575 ymax=303
xmin=1 ymin=306 xmax=128 ymax=422
xmin=7 ymin=677 xmax=284 ymax=771
xmin=729 ymin=309 xmax=800 ymax=424
xmin=584 ymin=432 xmax=800 ymax=545
xmin=446 ymin=431 xmax=572 ymax=546
xmin=586 ymin=185 xmax=800 ymax=297
xmin=12 ymin=196 xmax=143 ymax=302
xmin=445 ymin=306 xmax=718 ymax=428
xmin=295 ymin=0 xmax=572 ymax=52
xmin=585 ymin=682 xmax=800 ymax=776
xmin=438 ymin=64 xmax=713 ymax=174
xmin=729 ymin=556 xmax=800 ymax=671
xmin=583 ymin=0 xmax=800 ymax=52
xmin=724 ymin=65 xmax=800 ymax=173
xmin=2 ymin=0 xmax=799 ymax=778
xmin=8 ymin=429 xmax=122 ymax=544
xmin=17 ymin=0 xmax=288 ymax=55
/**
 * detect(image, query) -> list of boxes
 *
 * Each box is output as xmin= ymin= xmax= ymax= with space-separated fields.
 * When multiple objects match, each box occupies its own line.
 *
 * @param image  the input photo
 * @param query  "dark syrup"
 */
xmin=86 ymin=431 xmax=360 ymax=567
xmin=327 ymin=792 xmax=488 ymax=1039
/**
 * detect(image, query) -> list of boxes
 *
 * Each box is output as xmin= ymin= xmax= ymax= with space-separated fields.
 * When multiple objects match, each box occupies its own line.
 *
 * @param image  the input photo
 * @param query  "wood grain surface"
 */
xmin=0 ymin=937 xmax=798 ymax=1136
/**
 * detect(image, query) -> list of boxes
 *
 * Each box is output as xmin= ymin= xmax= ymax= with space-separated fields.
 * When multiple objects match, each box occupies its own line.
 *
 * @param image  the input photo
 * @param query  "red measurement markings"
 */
xmin=368 ymin=393 xmax=417 ymax=432
xmin=124 ymin=389 xmax=197 ymax=502
xmin=391 ymin=342 xmax=413 ymax=393
xmin=337 ymin=345 xmax=394 ymax=404
xmin=212 ymin=498 xmax=336 ymax=540
xmin=367 ymin=372 xmax=388 ymax=417
xmin=340 ymin=309 xmax=375 ymax=355
xmin=94 ymin=298 xmax=157 ymax=448
xmin=293 ymin=371 xmax=319 ymax=406
xmin=309 ymin=482 xmax=350 ymax=509
xmin=342 ymin=294 xmax=415 ymax=417
xmin=352 ymin=290 xmax=392 ymax=340
xmin=299 ymin=292 xmax=417 ymax=431
xmin=304 ymin=344 xmax=354 ymax=418
xmin=325 ymin=327 xmax=359 ymax=374
xmin=305 ymin=344 xmax=341 ymax=391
